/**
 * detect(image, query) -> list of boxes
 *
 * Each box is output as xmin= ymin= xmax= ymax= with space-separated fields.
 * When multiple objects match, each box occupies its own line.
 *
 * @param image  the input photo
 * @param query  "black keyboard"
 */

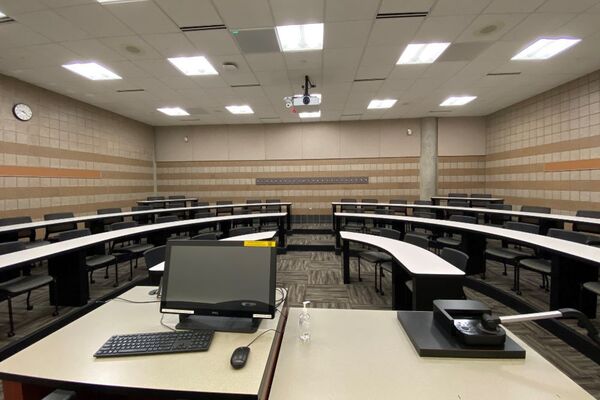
xmin=94 ymin=330 xmax=214 ymax=358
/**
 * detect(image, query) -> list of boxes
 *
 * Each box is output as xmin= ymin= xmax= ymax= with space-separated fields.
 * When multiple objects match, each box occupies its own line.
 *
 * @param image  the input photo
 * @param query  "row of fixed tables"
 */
xmin=0 ymin=212 xmax=289 ymax=307
xmin=333 ymin=208 xmax=600 ymax=317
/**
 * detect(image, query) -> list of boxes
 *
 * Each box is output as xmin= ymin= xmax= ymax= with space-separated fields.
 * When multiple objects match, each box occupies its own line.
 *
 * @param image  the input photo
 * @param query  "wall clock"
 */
xmin=13 ymin=103 xmax=33 ymax=121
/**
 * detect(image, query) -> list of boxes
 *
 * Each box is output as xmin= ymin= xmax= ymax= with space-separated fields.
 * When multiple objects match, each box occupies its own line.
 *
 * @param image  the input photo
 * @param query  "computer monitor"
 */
xmin=160 ymin=240 xmax=276 ymax=333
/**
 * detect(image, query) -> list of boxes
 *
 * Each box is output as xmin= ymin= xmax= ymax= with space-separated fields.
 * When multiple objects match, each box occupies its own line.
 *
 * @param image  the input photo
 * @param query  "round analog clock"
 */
xmin=13 ymin=103 xmax=33 ymax=121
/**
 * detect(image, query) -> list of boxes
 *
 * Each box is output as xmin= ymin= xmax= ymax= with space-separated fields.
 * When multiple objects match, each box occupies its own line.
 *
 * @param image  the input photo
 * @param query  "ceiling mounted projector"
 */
xmin=284 ymin=75 xmax=320 ymax=108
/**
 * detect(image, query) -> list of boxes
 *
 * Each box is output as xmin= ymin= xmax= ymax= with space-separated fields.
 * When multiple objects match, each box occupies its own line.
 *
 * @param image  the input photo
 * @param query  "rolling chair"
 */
xmin=355 ymin=228 xmax=400 ymax=291
xmin=261 ymin=200 xmax=283 ymax=231
xmin=389 ymin=199 xmax=407 ymax=215
xmin=448 ymin=193 xmax=468 ymax=198
xmin=0 ymin=216 xmax=50 ymax=249
xmin=143 ymin=246 xmax=166 ymax=270
xmin=518 ymin=205 xmax=551 ymax=227
xmin=573 ymin=210 xmax=600 ymax=245
xmin=485 ymin=204 xmax=512 ymax=226
xmin=377 ymin=233 xmax=429 ymax=296
xmin=216 ymin=201 xmax=234 ymax=216
xmin=43 ymin=213 xmax=77 ymax=241
xmin=132 ymin=205 xmax=152 ymax=225
xmin=434 ymin=215 xmax=477 ymax=250
xmin=446 ymin=199 xmax=470 ymax=218
xmin=109 ymin=221 xmax=154 ymax=281
xmin=147 ymin=196 xmax=166 ymax=209
xmin=0 ymin=241 xmax=58 ymax=336
xmin=96 ymin=208 xmax=123 ymax=232
xmin=168 ymin=195 xmax=186 ymax=199
xmin=470 ymin=193 xmax=492 ymax=208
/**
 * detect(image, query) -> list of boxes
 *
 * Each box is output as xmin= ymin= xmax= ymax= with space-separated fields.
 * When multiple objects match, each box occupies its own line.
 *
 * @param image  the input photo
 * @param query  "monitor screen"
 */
xmin=161 ymin=241 xmax=276 ymax=319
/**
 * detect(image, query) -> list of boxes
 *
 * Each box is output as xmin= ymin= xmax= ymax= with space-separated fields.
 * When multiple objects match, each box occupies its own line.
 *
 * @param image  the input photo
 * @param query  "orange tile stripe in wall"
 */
xmin=544 ymin=159 xmax=600 ymax=172
xmin=0 ymin=166 xmax=101 ymax=179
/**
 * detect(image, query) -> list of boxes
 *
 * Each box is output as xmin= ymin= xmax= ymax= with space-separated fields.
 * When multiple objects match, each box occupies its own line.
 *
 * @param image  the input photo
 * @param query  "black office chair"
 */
xmin=155 ymin=215 xmax=188 ymax=240
xmin=228 ymin=226 xmax=256 ymax=237
xmin=389 ymin=199 xmax=407 ymax=215
xmin=55 ymin=229 xmax=120 ymax=287
xmin=408 ymin=211 xmax=436 ymax=244
xmin=446 ymin=200 xmax=470 ymax=218
xmin=97 ymin=208 xmax=123 ymax=232
xmin=0 ymin=216 xmax=50 ymax=249
xmin=191 ymin=232 xmax=219 ymax=240
xmin=132 ymin=205 xmax=152 ymax=225
xmin=340 ymin=198 xmax=358 ymax=212
xmin=147 ymin=196 xmax=166 ymax=209
xmin=573 ymin=210 xmax=600 ymax=245
xmin=245 ymin=200 xmax=262 ymax=213
xmin=341 ymin=208 xmax=365 ymax=232
xmin=377 ymin=233 xmax=429 ymax=296
xmin=434 ymin=215 xmax=477 ymax=250
xmin=413 ymin=199 xmax=433 ymax=215
xmin=143 ymin=246 xmax=166 ymax=269
xmin=581 ymin=281 xmax=600 ymax=316
xmin=404 ymin=247 xmax=469 ymax=295
xmin=361 ymin=199 xmax=378 ymax=213
xmin=355 ymin=228 xmax=400 ymax=291
xmin=109 ymin=221 xmax=154 ymax=281
xmin=43 ymin=212 xmax=77 ymax=241
xmin=518 ymin=205 xmax=551 ymax=226
xmin=261 ymin=199 xmax=282 ymax=231
xmin=148 ymin=196 xmax=165 ymax=200
xmin=448 ymin=193 xmax=468 ymax=198
xmin=517 ymin=229 xmax=590 ymax=295
xmin=485 ymin=204 xmax=512 ymax=226
xmin=484 ymin=221 xmax=538 ymax=288
xmin=168 ymin=195 xmax=186 ymax=199
xmin=470 ymin=193 xmax=492 ymax=208
xmin=216 ymin=200 xmax=234 ymax=216
xmin=0 ymin=242 xmax=58 ymax=336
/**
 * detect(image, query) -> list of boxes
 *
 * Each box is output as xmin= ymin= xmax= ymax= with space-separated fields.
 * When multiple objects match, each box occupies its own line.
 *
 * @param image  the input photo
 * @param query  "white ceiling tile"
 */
xmin=483 ymin=0 xmax=546 ymax=13
xmin=269 ymin=0 xmax=324 ymax=25
xmin=185 ymin=30 xmax=241 ymax=56
xmin=551 ymin=13 xmax=600 ymax=38
xmin=103 ymin=1 xmax=179 ymax=34
xmin=455 ymin=13 xmax=528 ymax=43
xmin=325 ymin=0 xmax=379 ymax=21
xmin=387 ymin=64 xmax=428 ymax=80
xmin=60 ymin=39 xmax=127 ymax=62
xmin=323 ymin=48 xmax=362 ymax=69
xmin=359 ymin=45 xmax=401 ymax=67
xmin=0 ymin=0 xmax=47 ymax=15
xmin=100 ymin=35 xmax=163 ymax=60
xmin=190 ymin=75 xmax=229 ymax=89
xmin=322 ymin=68 xmax=356 ymax=83
xmin=221 ymin=72 xmax=260 ymax=87
xmin=413 ymin=15 xmax=478 ymax=42
xmin=367 ymin=18 xmax=422 ymax=47
xmin=254 ymin=69 xmax=289 ymax=86
xmin=379 ymin=0 xmax=435 ymax=14
xmin=324 ymin=20 xmax=372 ymax=49
xmin=154 ymin=0 xmax=222 ymax=27
xmin=430 ymin=0 xmax=492 ymax=16
xmin=537 ymin=0 xmax=598 ymax=13
xmin=213 ymin=0 xmax=274 ymax=29
xmin=501 ymin=13 xmax=577 ymax=43
xmin=142 ymin=33 xmax=197 ymax=58
xmin=422 ymin=61 xmax=468 ymax=79
xmin=54 ymin=4 xmax=133 ymax=37
xmin=0 ymin=23 xmax=50 ymax=49
xmin=355 ymin=66 xmax=394 ymax=80
xmin=14 ymin=10 xmax=89 ymax=41
xmin=245 ymin=53 xmax=286 ymax=72
xmin=284 ymin=51 xmax=322 ymax=70
xmin=134 ymin=59 xmax=183 ymax=79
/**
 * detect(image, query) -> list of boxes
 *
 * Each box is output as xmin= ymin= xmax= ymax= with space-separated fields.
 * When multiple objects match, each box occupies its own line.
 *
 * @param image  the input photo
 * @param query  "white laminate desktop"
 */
xmin=0 ymin=214 xmax=285 ymax=272
xmin=269 ymin=308 xmax=594 ymax=400
xmin=340 ymin=231 xmax=463 ymax=276
xmin=136 ymin=198 xmax=198 ymax=204
xmin=148 ymin=231 xmax=278 ymax=273
xmin=335 ymin=212 xmax=600 ymax=265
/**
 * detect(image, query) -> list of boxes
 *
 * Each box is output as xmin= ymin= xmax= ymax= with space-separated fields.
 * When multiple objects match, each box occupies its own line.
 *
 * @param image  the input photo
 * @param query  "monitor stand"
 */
xmin=176 ymin=314 xmax=261 ymax=333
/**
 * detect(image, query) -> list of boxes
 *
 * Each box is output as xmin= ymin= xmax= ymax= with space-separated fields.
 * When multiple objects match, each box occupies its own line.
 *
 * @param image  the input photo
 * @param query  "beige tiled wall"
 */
xmin=485 ymin=70 xmax=600 ymax=214
xmin=0 ymin=73 xmax=155 ymax=219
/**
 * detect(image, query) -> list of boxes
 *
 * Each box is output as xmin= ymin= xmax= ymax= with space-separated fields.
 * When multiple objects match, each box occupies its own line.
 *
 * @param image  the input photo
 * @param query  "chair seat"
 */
xmin=485 ymin=247 xmax=531 ymax=261
xmin=519 ymin=258 xmax=551 ymax=274
xmin=343 ymin=226 xmax=363 ymax=233
xmin=408 ymin=231 xmax=431 ymax=239
xmin=359 ymin=251 xmax=392 ymax=264
xmin=0 ymin=275 xmax=53 ymax=295
xmin=24 ymin=240 xmax=51 ymax=249
xmin=405 ymin=280 xmax=413 ymax=291
xmin=86 ymin=254 xmax=116 ymax=268
xmin=115 ymin=243 xmax=154 ymax=255
xmin=436 ymin=237 xmax=461 ymax=247
xmin=583 ymin=281 xmax=600 ymax=295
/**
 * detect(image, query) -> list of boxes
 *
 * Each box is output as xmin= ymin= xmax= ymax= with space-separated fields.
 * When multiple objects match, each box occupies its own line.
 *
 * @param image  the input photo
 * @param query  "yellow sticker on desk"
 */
xmin=244 ymin=241 xmax=276 ymax=247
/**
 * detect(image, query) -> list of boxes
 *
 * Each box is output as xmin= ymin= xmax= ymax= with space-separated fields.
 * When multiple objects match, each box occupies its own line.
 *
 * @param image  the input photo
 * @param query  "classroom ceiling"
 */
xmin=0 ymin=0 xmax=600 ymax=126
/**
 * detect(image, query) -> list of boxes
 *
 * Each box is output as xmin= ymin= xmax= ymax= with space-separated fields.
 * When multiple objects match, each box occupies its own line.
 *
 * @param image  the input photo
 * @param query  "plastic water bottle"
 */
xmin=299 ymin=301 xmax=311 ymax=343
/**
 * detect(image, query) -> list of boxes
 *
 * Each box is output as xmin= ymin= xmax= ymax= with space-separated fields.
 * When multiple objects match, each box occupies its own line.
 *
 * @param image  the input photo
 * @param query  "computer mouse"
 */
xmin=230 ymin=346 xmax=250 ymax=369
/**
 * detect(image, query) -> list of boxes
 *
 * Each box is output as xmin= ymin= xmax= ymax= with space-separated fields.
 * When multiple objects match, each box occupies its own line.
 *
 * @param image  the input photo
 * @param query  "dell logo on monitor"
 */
xmin=241 ymin=302 xmax=257 ymax=307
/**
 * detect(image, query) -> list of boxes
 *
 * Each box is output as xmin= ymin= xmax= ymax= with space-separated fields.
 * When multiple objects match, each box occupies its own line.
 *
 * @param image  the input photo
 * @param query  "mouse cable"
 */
xmin=245 ymin=329 xmax=282 ymax=348
xmin=93 ymin=297 xmax=160 ymax=305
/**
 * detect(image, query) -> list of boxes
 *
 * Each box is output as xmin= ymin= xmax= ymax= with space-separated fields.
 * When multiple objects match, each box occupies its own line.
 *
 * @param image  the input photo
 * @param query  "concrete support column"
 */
xmin=419 ymin=117 xmax=438 ymax=199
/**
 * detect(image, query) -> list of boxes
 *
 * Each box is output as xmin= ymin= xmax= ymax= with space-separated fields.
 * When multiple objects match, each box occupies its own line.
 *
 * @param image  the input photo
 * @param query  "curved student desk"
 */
xmin=0 ymin=286 xmax=288 ymax=400
xmin=431 ymin=195 xmax=504 ymax=205
xmin=269 ymin=308 xmax=594 ymax=400
xmin=136 ymin=198 xmax=198 ymax=206
xmin=340 ymin=231 xmax=464 ymax=310
xmin=0 ymin=202 xmax=293 ymax=241
xmin=331 ymin=201 xmax=600 ymax=234
xmin=0 ymin=213 xmax=286 ymax=307
xmin=334 ymin=212 xmax=600 ymax=317
xmin=148 ymin=231 xmax=278 ymax=275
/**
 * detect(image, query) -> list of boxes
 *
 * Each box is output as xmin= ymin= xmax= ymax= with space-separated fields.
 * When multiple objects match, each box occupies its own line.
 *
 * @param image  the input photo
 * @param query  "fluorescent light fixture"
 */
xmin=276 ymin=23 xmax=324 ymax=52
xmin=168 ymin=56 xmax=218 ymax=76
xmin=440 ymin=96 xmax=477 ymax=106
xmin=511 ymin=38 xmax=581 ymax=60
xmin=299 ymin=110 xmax=321 ymax=119
xmin=0 ymin=10 xmax=6 ymax=18
xmin=97 ymin=0 xmax=146 ymax=4
xmin=368 ymin=99 xmax=397 ymax=109
xmin=397 ymin=43 xmax=450 ymax=64
xmin=226 ymin=105 xmax=254 ymax=114
xmin=62 ymin=62 xmax=121 ymax=80
xmin=157 ymin=107 xmax=189 ymax=116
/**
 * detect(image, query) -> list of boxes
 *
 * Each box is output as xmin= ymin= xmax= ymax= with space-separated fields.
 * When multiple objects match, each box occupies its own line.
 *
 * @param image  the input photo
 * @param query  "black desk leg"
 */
xmin=412 ymin=275 xmax=464 ymax=311
xmin=460 ymin=232 xmax=487 ymax=276
xmin=342 ymin=239 xmax=350 ymax=284
xmin=221 ymin=220 xmax=231 ymax=238
xmin=550 ymin=255 xmax=598 ymax=318
xmin=278 ymin=216 xmax=286 ymax=251
xmin=331 ymin=204 xmax=336 ymax=232
xmin=391 ymin=261 xmax=411 ymax=310
xmin=286 ymin=205 xmax=292 ymax=231
xmin=334 ymin=216 xmax=341 ymax=255
xmin=48 ymin=251 xmax=89 ymax=306
xmin=391 ymin=221 xmax=405 ymax=239
xmin=539 ymin=220 xmax=564 ymax=235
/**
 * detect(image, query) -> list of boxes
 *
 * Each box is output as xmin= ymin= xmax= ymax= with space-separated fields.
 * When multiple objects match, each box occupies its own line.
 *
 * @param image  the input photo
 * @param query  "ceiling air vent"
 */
xmin=116 ymin=88 xmax=145 ymax=93
xmin=429 ymin=110 xmax=453 ymax=113
xmin=231 ymin=83 xmax=261 ymax=88
xmin=180 ymin=24 xmax=227 ymax=32
xmin=353 ymin=78 xmax=386 ymax=82
xmin=376 ymin=11 xmax=428 ymax=19
xmin=487 ymin=72 xmax=521 ymax=76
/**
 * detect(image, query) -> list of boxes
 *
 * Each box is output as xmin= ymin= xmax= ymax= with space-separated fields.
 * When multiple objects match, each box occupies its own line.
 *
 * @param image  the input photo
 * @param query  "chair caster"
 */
xmin=27 ymin=305 xmax=33 ymax=311
xmin=502 ymin=271 xmax=507 ymax=276
xmin=90 ymin=279 xmax=96 ymax=284
xmin=358 ymin=278 xmax=363 ymax=282
xmin=52 ymin=311 xmax=59 ymax=317
xmin=128 ymin=276 xmax=133 ymax=281
xmin=516 ymin=291 xmax=522 ymax=296
xmin=7 ymin=331 xmax=15 ymax=337
xmin=380 ymin=291 xmax=385 ymax=296
xmin=104 ymin=275 xmax=109 ymax=279
xmin=113 ymin=283 xmax=119 ymax=288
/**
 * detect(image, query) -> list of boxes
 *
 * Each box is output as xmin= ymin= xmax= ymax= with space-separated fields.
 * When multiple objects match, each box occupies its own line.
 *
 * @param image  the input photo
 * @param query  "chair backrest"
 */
xmin=378 ymin=228 xmax=401 ymax=240
xmin=245 ymin=199 xmax=262 ymax=212
xmin=486 ymin=203 xmax=512 ymax=224
xmin=573 ymin=210 xmax=600 ymax=235
xmin=110 ymin=221 xmax=138 ymax=231
xmin=0 ymin=216 xmax=35 ymax=242
xmin=488 ymin=203 xmax=512 ymax=210
xmin=471 ymin=193 xmax=492 ymax=198
xmin=440 ymin=248 xmax=469 ymax=272
xmin=265 ymin=199 xmax=282 ymax=212
xmin=55 ymin=228 xmax=91 ymax=241
xmin=143 ymin=245 xmax=166 ymax=268
xmin=448 ymin=193 xmax=468 ymax=197
xmin=389 ymin=199 xmax=407 ymax=204
xmin=404 ymin=233 xmax=429 ymax=249
xmin=361 ymin=199 xmax=378 ymax=212
xmin=547 ymin=228 xmax=590 ymax=244
xmin=155 ymin=215 xmax=178 ymax=224
xmin=167 ymin=202 xmax=185 ymax=209
xmin=0 ymin=241 xmax=26 ymax=255
xmin=413 ymin=211 xmax=436 ymax=219
xmin=131 ymin=206 xmax=152 ymax=225
xmin=194 ymin=211 xmax=213 ymax=219
xmin=228 ymin=226 xmax=255 ymax=237
xmin=519 ymin=205 xmax=551 ymax=225
xmin=168 ymin=195 xmax=186 ymax=199
xmin=44 ymin=212 xmax=77 ymax=238
xmin=414 ymin=200 xmax=432 ymax=205
xmin=341 ymin=198 xmax=358 ymax=213
xmin=191 ymin=232 xmax=219 ymax=240
xmin=147 ymin=196 xmax=165 ymax=200
xmin=504 ymin=221 xmax=539 ymax=234
xmin=216 ymin=200 xmax=233 ymax=215
xmin=97 ymin=208 xmax=123 ymax=226
xmin=449 ymin=215 xmax=477 ymax=224
xmin=447 ymin=200 xmax=469 ymax=208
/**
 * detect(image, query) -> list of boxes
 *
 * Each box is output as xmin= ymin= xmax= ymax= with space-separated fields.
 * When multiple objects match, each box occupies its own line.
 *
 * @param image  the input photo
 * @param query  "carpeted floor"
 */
xmin=0 ymin=230 xmax=599 ymax=399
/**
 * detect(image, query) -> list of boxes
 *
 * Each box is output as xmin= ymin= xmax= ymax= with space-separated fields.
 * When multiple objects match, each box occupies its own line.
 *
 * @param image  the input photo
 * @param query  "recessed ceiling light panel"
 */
xmin=0 ymin=10 xmax=6 ymax=17
xmin=157 ymin=107 xmax=189 ymax=116
xmin=368 ymin=99 xmax=397 ymax=109
xmin=97 ymin=0 xmax=146 ymax=4
xmin=276 ymin=23 xmax=324 ymax=52
xmin=62 ymin=62 xmax=122 ymax=80
xmin=511 ymin=38 xmax=581 ymax=60
xmin=299 ymin=110 xmax=321 ymax=119
xmin=168 ymin=56 xmax=218 ymax=76
xmin=440 ymin=96 xmax=477 ymax=106
xmin=226 ymin=105 xmax=254 ymax=114
xmin=397 ymin=43 xmax=450 ymax=64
